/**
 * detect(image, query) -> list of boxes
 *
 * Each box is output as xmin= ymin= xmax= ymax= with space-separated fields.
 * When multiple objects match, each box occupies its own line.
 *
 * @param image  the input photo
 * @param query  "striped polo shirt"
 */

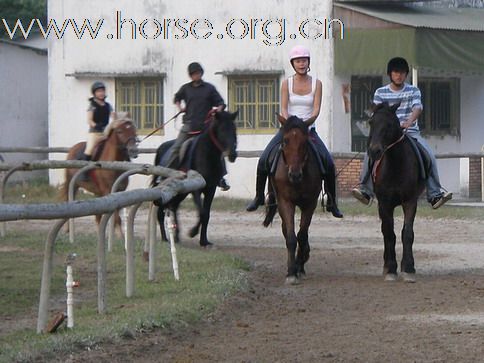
xmin=373 ymin=83 xmax=423 ymax=132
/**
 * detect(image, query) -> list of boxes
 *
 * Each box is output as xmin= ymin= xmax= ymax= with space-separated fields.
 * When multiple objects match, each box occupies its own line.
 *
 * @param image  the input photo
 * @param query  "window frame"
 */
xmin=115 ymin=77 xmax=164 ymax=134
xmin=418 ymin=77 xmax=460 ymax=137
xmin=227 ymin=74 xmax=281 ymax=134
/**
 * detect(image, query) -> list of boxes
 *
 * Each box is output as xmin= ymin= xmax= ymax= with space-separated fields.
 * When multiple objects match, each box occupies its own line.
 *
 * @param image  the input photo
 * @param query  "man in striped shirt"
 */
xmin=352 ymin=57 xmax=452 ymax=209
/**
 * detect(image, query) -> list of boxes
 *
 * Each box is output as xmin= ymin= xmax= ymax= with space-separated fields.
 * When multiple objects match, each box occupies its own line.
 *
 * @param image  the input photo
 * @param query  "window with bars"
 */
xmin=228 ymin=75 xmax=280 ymax=131
xmin=418 ymin=77 xmax=460 ymax=135
xmin=115 ymin=77 xmax=164 ymax=132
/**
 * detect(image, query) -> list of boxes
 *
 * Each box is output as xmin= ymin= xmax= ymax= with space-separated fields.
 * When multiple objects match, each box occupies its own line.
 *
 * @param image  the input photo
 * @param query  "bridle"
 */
xmin=280 ymin=128 xmax=309 ymax=170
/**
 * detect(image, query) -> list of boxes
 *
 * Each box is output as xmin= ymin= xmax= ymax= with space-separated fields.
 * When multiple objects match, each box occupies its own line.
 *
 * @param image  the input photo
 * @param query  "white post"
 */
xmin=412 ymin=67 xmax=418 ymax=86
xmin=123 ymin=208 xmax=128 ymax=251
xmin=165 ymin=210 xmax=179 ymax=280
xmin=481 ymin=145 xmax=484 ymax=202
xmin=148 ymin=205 xmax=158 ymax=281
xmin=66 ymin=265 xmax=74 ymax=328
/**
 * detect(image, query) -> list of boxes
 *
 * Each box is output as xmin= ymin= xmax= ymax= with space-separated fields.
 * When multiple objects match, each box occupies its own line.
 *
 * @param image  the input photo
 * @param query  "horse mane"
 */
xmin=282 ymin=116 xmax=308 ymax=135
xmin=107 ymin=112 xmax=134 ymax=137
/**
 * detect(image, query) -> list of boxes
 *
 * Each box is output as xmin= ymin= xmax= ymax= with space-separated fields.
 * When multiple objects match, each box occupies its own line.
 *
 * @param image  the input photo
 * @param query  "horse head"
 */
xmin=211 ymin=110 xmax=239 ymax=162
xmin=367 ymin=102 xmax=402 ymax=161
xmin=278 ymin=114 xmax=309 ymax=184
xmin=110 ymin=112 xmax=139 ymax=159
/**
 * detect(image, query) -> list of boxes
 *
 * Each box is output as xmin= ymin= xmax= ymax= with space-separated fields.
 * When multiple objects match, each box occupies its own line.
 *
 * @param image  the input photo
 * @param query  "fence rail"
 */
xmin=1 ymin=146 xmax=484 ymax=159
xmin=0 ymin=159 xmax=205 ymax=333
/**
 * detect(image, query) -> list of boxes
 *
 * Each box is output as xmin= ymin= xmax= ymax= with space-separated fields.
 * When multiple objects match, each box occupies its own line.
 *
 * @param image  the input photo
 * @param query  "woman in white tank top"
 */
xmin=247 ymin=46 xmax=343 ymax=218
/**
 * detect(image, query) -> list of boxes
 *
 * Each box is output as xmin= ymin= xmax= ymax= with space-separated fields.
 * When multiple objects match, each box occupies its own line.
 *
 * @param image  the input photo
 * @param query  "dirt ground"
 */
xmin=11 ymin=208 xmax=484 ymax=362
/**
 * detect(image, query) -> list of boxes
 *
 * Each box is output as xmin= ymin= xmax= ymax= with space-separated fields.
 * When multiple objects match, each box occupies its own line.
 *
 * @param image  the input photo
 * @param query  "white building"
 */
xmin=332 ymin=4 xmax=484 ymax=199
xmin=48 ymin=0 xmax=334 ymax=197
xmin=47 ymin=1 xmax=484 ymax=198
xmin=0 ymin=36 xmax=48 ymax=181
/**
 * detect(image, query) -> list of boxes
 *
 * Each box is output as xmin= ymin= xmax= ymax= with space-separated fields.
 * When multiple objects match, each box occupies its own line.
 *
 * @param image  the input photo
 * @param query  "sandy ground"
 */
xmin=6 ymin=208 xmax=484 ymax=362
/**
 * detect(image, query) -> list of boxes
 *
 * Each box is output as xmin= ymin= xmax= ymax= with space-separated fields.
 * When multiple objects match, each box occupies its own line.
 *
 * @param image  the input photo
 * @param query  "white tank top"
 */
xmin=287 ymin=76 xmax=317 ymax=130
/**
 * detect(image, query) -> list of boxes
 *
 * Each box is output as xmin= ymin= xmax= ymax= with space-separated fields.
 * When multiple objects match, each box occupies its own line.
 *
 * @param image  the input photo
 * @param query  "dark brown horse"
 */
xmin=263 ymin=115 xmax=323 ymax=284
xmin=367 ymin=103 xmax=425 ymax=282
xmin=61 ymin=114 xmax=139 ymax=234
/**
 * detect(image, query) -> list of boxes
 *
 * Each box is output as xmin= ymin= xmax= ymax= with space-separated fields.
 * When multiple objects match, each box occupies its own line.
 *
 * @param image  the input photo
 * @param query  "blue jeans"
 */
xmin=359 ymin=130 xmax=444 ymax=201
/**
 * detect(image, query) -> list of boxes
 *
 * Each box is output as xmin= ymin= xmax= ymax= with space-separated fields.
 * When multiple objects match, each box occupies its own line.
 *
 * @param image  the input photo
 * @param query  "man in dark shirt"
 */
xmin=167 ymin=62 xmax=230 ymax=190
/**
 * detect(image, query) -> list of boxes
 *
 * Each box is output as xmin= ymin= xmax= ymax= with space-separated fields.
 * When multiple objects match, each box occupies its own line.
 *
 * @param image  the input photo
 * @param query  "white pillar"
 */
xmin=412 ymin=67 xmax=418 ymax=87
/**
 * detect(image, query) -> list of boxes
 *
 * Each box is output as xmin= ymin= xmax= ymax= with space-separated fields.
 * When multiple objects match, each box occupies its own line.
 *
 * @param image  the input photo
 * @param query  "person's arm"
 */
xmin=87 ymin=110 xmax=96 ymax=129
xmin=305 ymin=79 xmax=322 ymax=126
xmin=402 ymin=87 xmax=423 ymax=129
xmin=280 ymin=79 xmax=289 ymax=119
xmin=174 ymin=85 xmax=186 ymax=113
xmin=210 ymin=85 xmax=226 ymax=112
xmin=402 ymin=107 xmax=422 ymax=129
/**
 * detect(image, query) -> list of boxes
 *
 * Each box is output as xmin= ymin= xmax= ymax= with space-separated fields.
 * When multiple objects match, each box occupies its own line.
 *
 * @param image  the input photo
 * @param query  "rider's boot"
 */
xmin=246 ymin=171 xmax=267 ymax=212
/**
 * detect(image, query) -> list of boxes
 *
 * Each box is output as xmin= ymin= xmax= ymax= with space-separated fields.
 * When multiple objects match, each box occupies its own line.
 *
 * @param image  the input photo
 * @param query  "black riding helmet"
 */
xmin=91 ymin=81 xmax=106 ymax=94
xmin=188 ymin=62 xmax=204 ymax=76
xmin=387 ymin=57 xmax=409 ymax=76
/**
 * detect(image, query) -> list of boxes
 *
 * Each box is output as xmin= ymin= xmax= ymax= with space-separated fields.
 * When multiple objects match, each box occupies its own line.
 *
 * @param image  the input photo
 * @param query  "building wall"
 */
xmin=0 ymin=43 xmax=48 ymax=181
xmin=332 ymin=72 xmax=484 ymax=199
xmin=48 ymin=0 xmax=334 ymax=198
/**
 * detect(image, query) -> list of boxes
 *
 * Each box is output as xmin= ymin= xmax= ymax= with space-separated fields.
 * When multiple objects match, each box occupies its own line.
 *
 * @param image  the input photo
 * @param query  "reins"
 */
xmin=372 ymin=132 xmax=406 ymax=183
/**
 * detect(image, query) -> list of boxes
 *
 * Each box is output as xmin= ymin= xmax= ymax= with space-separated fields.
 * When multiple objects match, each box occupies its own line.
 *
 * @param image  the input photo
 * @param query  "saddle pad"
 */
xmin=406 ymin=135 xmax=431 ymax=180
xmin=267 ymin=141 xmax=326 ymax=176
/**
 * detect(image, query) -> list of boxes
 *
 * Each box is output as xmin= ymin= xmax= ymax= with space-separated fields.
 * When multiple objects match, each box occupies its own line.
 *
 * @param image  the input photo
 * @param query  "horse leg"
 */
xmin=114 ymin=210 xmax=124 ymax=240
xmin=278 ymin=200 xmax=298 ymax=284
xmin=157 ymin=206 xmax=168 ymax=242
xmin=199 ymin=187 xmax=216 ymax=247
xmin=296 ymin=202 xmax=317 ymax=278
xmin=378 ymin=203 xmax=398 ymax=281
xmin=188 ymin=191 xmax=202 ymax=238
xmin=401 ymin=200 xmax=418 ymax=282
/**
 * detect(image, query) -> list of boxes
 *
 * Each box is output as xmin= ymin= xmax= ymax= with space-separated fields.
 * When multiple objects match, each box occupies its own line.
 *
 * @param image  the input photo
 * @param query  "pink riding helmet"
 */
xmin=289 ymin=45 xmax=310 ymax=63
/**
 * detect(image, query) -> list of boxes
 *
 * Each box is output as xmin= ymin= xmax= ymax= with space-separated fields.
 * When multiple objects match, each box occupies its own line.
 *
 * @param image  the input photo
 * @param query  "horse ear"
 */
xmin=389 ymin=102 xmax=401 ymax=113
xmin=364 ymin=104 xmax=375 ymax=118
xmin=277 ymin=113 xmax=286 ymax=125
xmin=231 ymin=109 xmax=239 ymax=120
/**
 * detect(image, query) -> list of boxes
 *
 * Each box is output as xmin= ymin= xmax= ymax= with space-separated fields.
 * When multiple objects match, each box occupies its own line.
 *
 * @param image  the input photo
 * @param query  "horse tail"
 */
xmin=263 ymin=199 xmax=277 ymax=227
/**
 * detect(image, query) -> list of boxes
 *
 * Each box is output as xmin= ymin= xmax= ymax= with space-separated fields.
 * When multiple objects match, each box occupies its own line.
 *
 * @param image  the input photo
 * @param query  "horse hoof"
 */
xmin=200 ymin=241 xmax=213 ymax=248
xmin=384 ymin=274 xmax=398 ymax=282
xmin=401 ymin=272 xmax=416 ymax=283
xmin=188 ymin=227 xmax=199 ymax=238
xmin=285 ymin=276 xmax=300 ymax=285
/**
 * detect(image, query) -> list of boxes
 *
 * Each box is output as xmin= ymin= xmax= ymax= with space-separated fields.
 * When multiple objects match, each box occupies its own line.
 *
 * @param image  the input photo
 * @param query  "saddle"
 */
xmin=267 ymin=140 xmax=326 ymax=176
xmin=159 ymin=135 xmax=201 ymax=171
xmin=370 ymin=135 xmax=432 ymax=183
xmin=405 ymin=135 xmax=432 ymax=180
xmin=74 ymin=138 xmax=107 ymax=162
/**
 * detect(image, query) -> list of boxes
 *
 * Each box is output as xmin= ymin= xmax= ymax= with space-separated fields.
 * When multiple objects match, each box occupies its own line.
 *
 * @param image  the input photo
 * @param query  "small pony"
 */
xmin=61 ymin=113 xmax=139 ymax=235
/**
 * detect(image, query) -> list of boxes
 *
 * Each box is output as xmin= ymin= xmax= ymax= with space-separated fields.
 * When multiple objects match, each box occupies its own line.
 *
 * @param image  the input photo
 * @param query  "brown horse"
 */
xmin=367 ymin=103 xmax=425 ymax=282
xmin=263 ymin=115 xmax=323 ymax=284
xmin=61 ymin=113 xmax=139 ymax=234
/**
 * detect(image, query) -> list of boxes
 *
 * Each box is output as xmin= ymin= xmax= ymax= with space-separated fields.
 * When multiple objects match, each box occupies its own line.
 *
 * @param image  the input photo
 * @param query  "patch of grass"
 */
xmin=0 ymin=230 xmax=249 ymax=362
xmin=2 ymin=177 xmax=94 ymax=204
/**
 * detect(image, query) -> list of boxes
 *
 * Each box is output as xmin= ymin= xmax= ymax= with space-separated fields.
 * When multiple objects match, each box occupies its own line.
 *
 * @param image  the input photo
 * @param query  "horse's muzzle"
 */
xmin=368 ymin=144 xmax=383 ymax=161
xmin=288 ymin=170 xmax=303 ymax=184
xmin=128 ymin=143 xmax=139 ymax=159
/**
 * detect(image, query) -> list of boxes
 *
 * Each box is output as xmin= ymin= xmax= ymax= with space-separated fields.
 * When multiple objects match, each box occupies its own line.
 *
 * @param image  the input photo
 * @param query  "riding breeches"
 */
xmin=85 ymin=132 xmax=104 ymax=156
